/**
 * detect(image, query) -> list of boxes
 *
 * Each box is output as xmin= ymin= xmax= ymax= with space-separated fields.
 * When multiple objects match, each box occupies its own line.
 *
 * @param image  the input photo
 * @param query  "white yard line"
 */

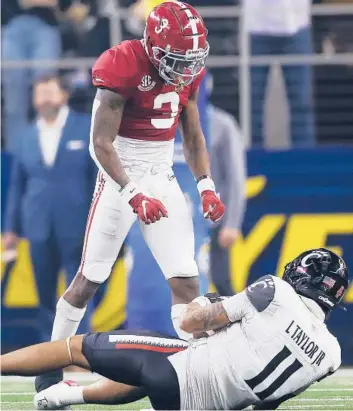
xmin=291 ymin=398 xmax=353 ymax=402
xmin=0 ymin=373 xmax=100 ymax=383
xmin=1 ymin=401 xmax=33 ymax=404
xmin=308 ymin=388 xmax=353 ymax=392
xmin=280 ymin=404 xmax=346 ymax=411
xmin=1 ymin=393 xmax=34 ymax=396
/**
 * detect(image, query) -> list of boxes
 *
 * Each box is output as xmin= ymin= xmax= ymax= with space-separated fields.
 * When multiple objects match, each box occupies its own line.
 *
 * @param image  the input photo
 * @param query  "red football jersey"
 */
xmin=92 ymin=39 xmax=205 ymax=141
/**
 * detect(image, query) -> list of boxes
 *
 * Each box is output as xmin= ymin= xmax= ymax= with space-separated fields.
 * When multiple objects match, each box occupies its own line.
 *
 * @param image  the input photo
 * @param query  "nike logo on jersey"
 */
xmin=94 ymin=78 xmax=105 ymax=83
xmin=286 ymin=320 xmax=326 ymax=366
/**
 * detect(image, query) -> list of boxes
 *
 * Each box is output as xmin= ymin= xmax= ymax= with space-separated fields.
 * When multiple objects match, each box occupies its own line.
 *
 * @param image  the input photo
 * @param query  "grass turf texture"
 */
xmin=1 ymin=370 xmax=353 ymax=410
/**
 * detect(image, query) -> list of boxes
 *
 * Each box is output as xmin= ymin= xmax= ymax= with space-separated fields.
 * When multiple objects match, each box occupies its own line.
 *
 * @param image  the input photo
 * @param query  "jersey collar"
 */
xmin=299 ymin=296 xmax=326 ymax=322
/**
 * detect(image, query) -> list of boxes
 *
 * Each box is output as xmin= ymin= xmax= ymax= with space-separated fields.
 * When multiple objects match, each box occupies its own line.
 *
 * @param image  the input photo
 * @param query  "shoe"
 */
xmin=34 ymin=381 xmax=78 ymax=410
xmin=35 ymin=370 xmax=63 ymax=392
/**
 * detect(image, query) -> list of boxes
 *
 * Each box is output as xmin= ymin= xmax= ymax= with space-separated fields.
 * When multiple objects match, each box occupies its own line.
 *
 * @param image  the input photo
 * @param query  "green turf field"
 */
xmin=1 ymin=370 xmax=353 ymax=410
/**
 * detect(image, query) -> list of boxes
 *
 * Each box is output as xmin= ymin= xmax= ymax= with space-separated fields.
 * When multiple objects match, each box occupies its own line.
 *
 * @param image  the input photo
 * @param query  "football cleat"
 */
xmin=34 ymin=380 xmax=79 ymax=410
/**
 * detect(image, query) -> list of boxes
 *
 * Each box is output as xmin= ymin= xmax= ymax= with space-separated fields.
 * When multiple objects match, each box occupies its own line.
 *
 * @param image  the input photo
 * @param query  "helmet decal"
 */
xmin=322 ymin=276 xmax=336 ymax=289
xmin=335 ymin=286 xmax=345 ymax=299
xmin=301 ymin=251 xmax=330 ymax=267
xmin=155 ymin=18 xmax=169 ymax=34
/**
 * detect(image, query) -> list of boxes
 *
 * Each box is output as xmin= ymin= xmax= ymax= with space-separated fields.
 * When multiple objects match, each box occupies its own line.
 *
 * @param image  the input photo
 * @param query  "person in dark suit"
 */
xmin=3 ymin=74 xmax=95 ymax=340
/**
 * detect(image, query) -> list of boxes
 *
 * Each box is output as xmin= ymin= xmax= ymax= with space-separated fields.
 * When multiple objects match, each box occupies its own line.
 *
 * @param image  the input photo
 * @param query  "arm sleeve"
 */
xmin=245 ymin=275 xmax=276 ymax=312
xmin=92 ymin=47 xmax=135 ymax=99
xmin=221 ymin=118 xmax=247 ymax=229
xmin=4 ymin=156 xmax=26 ymax=235
xmin=221 ymin=291 xmax=252 ymax=322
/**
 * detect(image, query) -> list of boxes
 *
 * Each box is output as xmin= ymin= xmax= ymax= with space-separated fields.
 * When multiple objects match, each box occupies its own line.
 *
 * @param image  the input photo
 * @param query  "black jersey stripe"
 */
xmin=255 ymin=358 xmax=303 ymax=401
xmin=245 ymin=346 xmax=291 ymax=389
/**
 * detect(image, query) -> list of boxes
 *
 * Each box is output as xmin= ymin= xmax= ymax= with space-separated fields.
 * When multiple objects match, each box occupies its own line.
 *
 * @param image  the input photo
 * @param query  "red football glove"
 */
xmin=201 ymin=190 xmax=225 ymax=223
xmin=129 ymin=193 xmax=168 ymax=224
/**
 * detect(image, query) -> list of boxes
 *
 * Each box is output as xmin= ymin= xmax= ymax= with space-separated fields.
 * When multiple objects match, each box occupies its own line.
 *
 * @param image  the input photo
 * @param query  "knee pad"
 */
xmin=81 ymin=260 xmax=114 ymax=284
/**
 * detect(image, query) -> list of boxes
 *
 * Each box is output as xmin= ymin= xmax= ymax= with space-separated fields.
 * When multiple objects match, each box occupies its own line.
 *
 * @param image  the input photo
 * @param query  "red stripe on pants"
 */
xmin=115 ymin=343 xmax=186 ymax=353
xmin=78 ymin=173 xmax=105 ymax=272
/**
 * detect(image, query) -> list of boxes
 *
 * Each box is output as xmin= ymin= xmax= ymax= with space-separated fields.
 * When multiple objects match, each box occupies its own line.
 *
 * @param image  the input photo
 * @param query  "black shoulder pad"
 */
xmin=246 ymin=275 xmax=276 ymax=312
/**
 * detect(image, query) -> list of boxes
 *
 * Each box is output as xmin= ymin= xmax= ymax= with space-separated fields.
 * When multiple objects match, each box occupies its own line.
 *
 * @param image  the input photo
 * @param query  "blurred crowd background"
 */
xmin=2 ymin=0 xmax=353 ymax=152
xmin=1 ymin=0 xmax=353 ymax=359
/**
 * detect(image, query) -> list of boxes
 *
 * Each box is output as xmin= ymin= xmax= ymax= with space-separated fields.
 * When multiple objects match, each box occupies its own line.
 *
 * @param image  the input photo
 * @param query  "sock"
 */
xmin=62 ymin=385 xmax=85 ymax=405
xmin=51 ymin=297 xmax=87 ymax=341
xmin=171 ymin=304 xmax=191 ymax=341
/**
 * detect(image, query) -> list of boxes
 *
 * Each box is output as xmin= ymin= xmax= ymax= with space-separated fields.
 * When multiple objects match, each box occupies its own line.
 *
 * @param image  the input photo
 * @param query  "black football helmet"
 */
xmin=283 ymin=248 xmax=349 ymax=311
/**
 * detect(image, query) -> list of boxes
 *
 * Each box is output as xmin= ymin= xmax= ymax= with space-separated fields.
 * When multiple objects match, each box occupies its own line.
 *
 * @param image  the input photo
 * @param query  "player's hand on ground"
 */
xmin=129 ymin=193 xmax=168 ymax=224
xmin=201 ymin=190 xmax=225 ymax=223
xmin=218 ymin=227 xmax=240 ymax=249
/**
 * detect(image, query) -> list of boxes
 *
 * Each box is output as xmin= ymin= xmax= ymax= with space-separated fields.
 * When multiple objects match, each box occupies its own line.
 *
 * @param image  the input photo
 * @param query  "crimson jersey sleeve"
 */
xmin=92 ymin=46 xmax=138 ymax=99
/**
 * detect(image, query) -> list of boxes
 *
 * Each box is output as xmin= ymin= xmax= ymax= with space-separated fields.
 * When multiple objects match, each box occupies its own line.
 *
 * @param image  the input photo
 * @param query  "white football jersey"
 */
xmin=168 ymin=275 xmax=341 ymax=410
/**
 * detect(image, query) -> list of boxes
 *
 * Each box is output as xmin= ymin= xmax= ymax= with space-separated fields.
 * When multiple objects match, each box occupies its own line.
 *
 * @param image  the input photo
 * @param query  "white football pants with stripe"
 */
xmin=79 ymin=164 xmax=198 ymax=283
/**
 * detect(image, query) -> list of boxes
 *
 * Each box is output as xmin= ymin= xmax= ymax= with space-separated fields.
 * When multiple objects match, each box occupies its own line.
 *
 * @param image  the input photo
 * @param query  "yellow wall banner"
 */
xmin=1 ymin=239 xmax=127 ymax=332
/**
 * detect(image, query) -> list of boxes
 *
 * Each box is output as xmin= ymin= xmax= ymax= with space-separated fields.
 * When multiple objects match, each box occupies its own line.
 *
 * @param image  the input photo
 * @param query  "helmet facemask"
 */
xmin=151 ymin=43 xmax=209 ymax=86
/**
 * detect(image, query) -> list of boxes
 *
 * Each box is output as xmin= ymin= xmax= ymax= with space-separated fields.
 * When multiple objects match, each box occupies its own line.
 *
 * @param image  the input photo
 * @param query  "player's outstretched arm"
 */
xmin=0 ymin=336 xmax=90 ymax=376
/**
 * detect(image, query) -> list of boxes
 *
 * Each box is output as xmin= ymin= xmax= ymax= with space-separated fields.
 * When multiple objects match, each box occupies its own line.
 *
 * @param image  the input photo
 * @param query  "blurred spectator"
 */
xmin=126 ymin=0 xmax=173 ymax=35
xmin=3 ymin=74 xmax=95 ymax=341
xmin=62 ymin=1 xmax=111 ymax=57
xmin=2 ymin=0 xmax=64 ymax=153
xmin=312 ymin=0 xmax=353 ymax=144
xmin=245 ymin=0 xmax=315 ymax=147
xmin=207 ymin=76 xmax=247 ymax=296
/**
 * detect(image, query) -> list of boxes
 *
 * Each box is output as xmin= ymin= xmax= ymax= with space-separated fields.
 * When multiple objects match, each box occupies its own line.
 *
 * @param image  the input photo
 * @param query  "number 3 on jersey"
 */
xmin=151 ymin=92 xmax=180 ymax=129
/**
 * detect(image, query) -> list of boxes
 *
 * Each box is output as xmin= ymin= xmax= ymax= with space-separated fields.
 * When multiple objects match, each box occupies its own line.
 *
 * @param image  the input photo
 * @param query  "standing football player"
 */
xmin=35 ymin=1 xmax=225 ymax=393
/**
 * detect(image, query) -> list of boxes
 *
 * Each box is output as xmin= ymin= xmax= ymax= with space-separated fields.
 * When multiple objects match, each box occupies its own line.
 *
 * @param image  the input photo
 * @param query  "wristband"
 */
xmin=197 ymin=176 xmax=215 ymax=196
xmin=196 ymin=175 xmax=210 ymax=184
xmin=119 ymin=181 xmax=139 ymax=202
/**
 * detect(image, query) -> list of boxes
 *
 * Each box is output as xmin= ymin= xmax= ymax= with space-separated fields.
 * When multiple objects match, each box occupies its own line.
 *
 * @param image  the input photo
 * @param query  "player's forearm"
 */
xmin=183 ymin=132 xmax=211 ymax=179
xmin=180 ymin=301 xmax=230 ymax=334
xmin=91 ymin=138 xmax=130 ymax=188
xmin=90 ymin=91 xmax=130 ymax=190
